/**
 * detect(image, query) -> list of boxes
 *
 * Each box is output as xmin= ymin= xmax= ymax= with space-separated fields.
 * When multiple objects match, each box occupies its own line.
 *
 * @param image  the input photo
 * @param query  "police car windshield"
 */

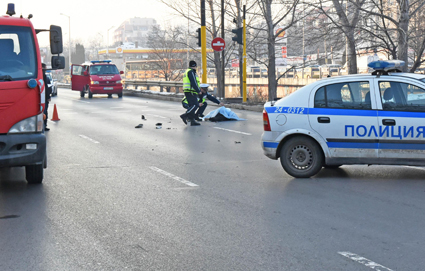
xmin=0 ymin=26 xmax=37 ymax=81
xmin=90 ymin=65 xmax=119 ymax=75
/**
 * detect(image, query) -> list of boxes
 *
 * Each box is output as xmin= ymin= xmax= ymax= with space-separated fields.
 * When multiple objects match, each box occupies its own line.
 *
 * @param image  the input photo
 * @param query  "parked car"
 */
xmin=45 ymin=72 xmax=58 ymax=96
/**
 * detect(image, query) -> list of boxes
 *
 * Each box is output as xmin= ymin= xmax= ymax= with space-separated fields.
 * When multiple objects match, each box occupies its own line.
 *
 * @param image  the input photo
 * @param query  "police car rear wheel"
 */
xmin=280 ymin=137 xmax=323 ymax=178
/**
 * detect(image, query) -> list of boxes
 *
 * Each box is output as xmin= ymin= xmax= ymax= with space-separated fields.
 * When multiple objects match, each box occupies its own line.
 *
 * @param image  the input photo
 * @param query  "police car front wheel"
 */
xmin=280 ymin=136 xmax=324 ymax=178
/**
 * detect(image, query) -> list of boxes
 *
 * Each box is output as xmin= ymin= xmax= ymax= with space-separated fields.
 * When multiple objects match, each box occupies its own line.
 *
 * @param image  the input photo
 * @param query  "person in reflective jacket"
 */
xmin=180 ymin=60 xmax=202 ymax=126
xmin=182 ymin=83 xmax=224 ymax=121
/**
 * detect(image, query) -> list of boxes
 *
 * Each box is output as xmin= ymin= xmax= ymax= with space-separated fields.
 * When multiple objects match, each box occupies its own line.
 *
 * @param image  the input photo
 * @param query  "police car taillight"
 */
xmin=368 ymin=60 xmax=405 ymax=71
xmin=263 ymin=110 xmax=271 ymax=131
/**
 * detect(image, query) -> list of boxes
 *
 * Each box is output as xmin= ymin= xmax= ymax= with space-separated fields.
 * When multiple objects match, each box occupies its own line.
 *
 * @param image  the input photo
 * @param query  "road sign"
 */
xmin=211 ymin=37 xmax=225 ymax=52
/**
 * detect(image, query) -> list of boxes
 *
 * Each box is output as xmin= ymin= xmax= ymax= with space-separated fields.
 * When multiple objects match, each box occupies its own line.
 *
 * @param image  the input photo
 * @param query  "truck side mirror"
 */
xmin=51 ymin=56 xmax=65 ymax=70
xmin=50 ymin=25 xmax=63 ymax=54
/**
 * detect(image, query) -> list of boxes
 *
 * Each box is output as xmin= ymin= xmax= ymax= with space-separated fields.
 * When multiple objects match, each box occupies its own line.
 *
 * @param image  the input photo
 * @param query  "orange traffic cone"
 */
xmin=51 ymin=104 xmax=60 ymax=121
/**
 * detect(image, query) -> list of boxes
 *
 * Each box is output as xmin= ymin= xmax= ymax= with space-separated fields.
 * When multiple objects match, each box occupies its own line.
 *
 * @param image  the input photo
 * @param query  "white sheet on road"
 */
xmin=203 ymin=106 xmax=245 ymax=121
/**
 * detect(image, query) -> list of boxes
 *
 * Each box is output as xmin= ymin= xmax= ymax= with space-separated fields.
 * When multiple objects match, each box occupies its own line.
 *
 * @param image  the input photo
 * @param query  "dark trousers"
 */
xmin=44 ymin=102 xmax=49 ymax=127
xmin=184 ymin=92 xmax=199 ymax=120
xmin=196 ymin=102 xmax=207 ymax=117
xmin=182 ymin=101 xmax=207 ymax=118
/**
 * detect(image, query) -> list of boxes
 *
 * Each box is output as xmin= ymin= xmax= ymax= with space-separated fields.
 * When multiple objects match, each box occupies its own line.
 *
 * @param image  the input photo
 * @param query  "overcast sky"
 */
xmin=10 ymin=0 xmax=184 ymax=47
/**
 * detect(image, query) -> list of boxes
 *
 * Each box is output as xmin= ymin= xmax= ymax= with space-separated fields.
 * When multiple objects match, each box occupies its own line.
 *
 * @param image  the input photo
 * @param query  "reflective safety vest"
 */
xmin=183 ymin=69 xmax=200 ymax=93
xmin=182 ymin=95 xmax=205 ymax=105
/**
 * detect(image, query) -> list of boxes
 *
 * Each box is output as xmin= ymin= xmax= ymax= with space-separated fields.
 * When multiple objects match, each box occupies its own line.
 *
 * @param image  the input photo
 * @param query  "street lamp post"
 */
xmin=107 ymin=26 xmax=114 ymax=59
xmin=60 ymin=13 xmax=71 ymax=71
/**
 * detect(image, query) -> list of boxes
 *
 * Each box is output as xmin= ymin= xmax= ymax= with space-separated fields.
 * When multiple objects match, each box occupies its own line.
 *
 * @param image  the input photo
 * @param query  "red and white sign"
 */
xmin=281 ymin=46 xmax=287 ymax=58
xmin=211 ymin=37 xmax=225 ymax=52
xmin=231 ymin=59 xmax=239 ymax=68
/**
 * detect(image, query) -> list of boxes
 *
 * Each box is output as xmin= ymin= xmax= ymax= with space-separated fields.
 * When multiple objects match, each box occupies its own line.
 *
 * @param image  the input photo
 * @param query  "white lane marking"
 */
xmin=338 ymin=252 xmax=393 ymax=271
xmin=404 ymin=166 xmax=425 ymax=171
xmin=47 ymin=120 xmax=58 ymax=124
xmin=213 ymin=127 xmax=252 ymax=136
xmin=146 ymin=114 xmax=167 ymax=119
xmin=79 ymin=135 xmax=100 ymax=144
xmin=149 ymin=166 xmax=198 ymax=187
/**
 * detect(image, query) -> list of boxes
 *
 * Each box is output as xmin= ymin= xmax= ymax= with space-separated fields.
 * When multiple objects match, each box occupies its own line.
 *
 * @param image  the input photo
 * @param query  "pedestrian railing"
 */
xmin=123 ymin=80 xmax=183 ymax=93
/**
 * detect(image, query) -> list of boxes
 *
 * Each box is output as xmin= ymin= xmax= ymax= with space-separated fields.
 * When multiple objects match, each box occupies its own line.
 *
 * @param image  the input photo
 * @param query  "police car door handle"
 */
xmin=317 ymin=117 xmax=330 ymax=123
xmin=382 ymin=119 xmax=396 ymax=126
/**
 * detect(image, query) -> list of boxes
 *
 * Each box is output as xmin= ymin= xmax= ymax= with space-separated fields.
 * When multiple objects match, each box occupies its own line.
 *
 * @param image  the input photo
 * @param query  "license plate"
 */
xmin=104 ymin=87 xmax=113 ymax=90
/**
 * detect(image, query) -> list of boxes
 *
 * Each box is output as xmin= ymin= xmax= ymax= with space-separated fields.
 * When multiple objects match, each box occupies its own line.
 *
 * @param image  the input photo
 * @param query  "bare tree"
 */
xmin=408 ymin=2 xmax=425 ymax=71
xmin=354 ymin=0 xmax=425 ymax=72
xmin=159 ymin=0 xmax=241 ymax=98
xmin=86 ymin=32 xmax=104 ymax=61
xmin=313 ymin=0 xmax=365 ymax=74
xmin=252 ymin=0 xmax=300 ymax=101
xmin=146 ymin=25 xmax=188 ymax=89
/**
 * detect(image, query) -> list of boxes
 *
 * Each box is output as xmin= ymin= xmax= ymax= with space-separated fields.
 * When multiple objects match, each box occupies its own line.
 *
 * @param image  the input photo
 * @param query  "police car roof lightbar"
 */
xmin=368 ymin=60 xmax=405 ymax=75
xmin=91 ymin=60 xmax=112 ymax=64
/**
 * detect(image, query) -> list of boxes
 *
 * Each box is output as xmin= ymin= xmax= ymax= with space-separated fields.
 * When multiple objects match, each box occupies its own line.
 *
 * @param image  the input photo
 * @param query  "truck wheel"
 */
xmin=25 ymin=164 xmax=44 ymax=184
xmin=280 ymin=136 xmax=323 ymax=178
xmin=88 ymin=87 xmax=93 ymax=99
xmin=118 ymin=92 xmax=123 ymax=98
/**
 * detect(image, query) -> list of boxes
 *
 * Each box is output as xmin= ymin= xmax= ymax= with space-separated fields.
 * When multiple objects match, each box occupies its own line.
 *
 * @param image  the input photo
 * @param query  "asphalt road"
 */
xmin=1 ymin=88 xmax=425 ymax=271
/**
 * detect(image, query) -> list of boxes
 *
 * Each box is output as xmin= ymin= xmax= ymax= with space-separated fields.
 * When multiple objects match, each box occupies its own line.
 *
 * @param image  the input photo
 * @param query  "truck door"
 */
xmin=71 ymin=64 xmax=86 ymax=91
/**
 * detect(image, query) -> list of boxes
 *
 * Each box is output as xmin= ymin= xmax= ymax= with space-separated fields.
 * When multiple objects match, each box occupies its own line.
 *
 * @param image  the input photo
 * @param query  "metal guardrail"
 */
xmin=123 ymin=80 xmax=183 ymax=93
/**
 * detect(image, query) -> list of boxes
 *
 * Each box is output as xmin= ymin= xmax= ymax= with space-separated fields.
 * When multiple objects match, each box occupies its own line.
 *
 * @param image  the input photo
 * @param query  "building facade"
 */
xmin=113 ymin=17 xmax=158 ymax=48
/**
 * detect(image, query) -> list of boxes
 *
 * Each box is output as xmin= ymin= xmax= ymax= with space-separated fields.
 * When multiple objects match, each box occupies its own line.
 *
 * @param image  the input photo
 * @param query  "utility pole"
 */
xmin=221 ymin=0 xmax=225 ymax=99
xmin=201 ymin=0 xmax=207 ymax=83
xmin=242 ymin=5 xmax=246 ymax=103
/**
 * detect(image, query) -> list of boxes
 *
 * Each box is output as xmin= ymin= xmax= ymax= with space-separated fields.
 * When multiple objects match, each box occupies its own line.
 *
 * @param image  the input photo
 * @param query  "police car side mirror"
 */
xmin=120 ymin=71 xmax=124 ymax=74
xmin=51 ymin=56 xmax=65 ymax=70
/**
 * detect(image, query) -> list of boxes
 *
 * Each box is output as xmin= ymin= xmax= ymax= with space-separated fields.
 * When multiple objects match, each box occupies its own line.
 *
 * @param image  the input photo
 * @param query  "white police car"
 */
xmin=262 ymin=60 xmax=425 ymax=178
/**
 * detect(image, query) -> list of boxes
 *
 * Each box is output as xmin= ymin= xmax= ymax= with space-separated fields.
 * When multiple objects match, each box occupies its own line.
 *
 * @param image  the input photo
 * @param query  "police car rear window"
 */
xmin=314 ymin=81 xmax=371 ymax=109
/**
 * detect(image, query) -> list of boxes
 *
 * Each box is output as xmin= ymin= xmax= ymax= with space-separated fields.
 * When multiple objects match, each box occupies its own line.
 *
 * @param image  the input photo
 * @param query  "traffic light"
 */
xmin=232 ymin=27 xmax=243 ymax=45
xmin=196 ymin=28 xmax=201 ymax=47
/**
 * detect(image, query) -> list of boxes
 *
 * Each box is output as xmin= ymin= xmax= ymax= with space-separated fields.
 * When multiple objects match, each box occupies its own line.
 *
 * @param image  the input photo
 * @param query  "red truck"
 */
xmin=71 ymin=60 xmax=124 ymax=98
xmin=0 ymin=3 xmax=65 ymax=183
